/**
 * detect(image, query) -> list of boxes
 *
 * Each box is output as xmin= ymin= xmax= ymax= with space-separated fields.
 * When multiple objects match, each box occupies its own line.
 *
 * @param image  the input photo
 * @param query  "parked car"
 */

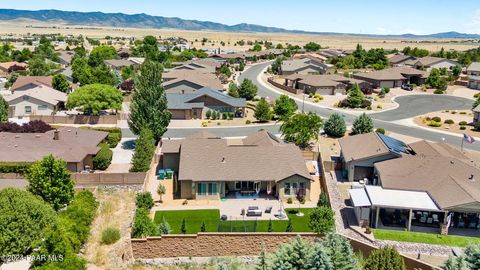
xmin=401 ymin=84 xmax=413 ymax=91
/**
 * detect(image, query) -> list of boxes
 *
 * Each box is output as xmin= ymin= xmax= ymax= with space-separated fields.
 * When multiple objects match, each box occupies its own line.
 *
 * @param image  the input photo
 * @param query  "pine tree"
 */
xmin=130 ymin=128 xmax=156 ymax=172
xmin=267 ymin=219 xmax=273 ymax=232
xmin=201 ymin=221 xmax=206 ymax=232
xmin=256 ymin=243 xmax=270 ymax=270
xmin=158 ymin=218 xmax=171 ymax=235
xmin=318 ymin=192 xmax=329 ymax=207
xmin=0 ymin=95 xmax=8 ymax=123
xmin=464 ymin=243 xmax=480 ymax=269
xmin=254 ymin=97 xmax=273 ymax=122
xmin=307 ymin=245 xmax=334 ymax=270
xmin=444 ymin=256 xmax=470 ymax=270
xmin=351 ymin=113 xmax=374 ymax=135
xmin=128 ymin=60 xmax=171 ymax=141
xmin=364 ymin=245 xmax=406 ymax=270
xmin=180 ymin=218 xmax=187 ymax=234
xmin=286 ymin=219 xmax=293 ymax=232
xmin=346 ymin=84 xmax=365 ymax=108
xmin=324 ymin=113 xmax=346 ymax=138
xmin=270 ymin=236 xmax=313 ymax=269
xmin=321 ymin=233 xmax=359 ymax=270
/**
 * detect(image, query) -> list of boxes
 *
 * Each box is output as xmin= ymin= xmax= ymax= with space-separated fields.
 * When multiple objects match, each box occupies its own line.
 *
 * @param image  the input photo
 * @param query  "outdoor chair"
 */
xmin=427 ymin=218 xmax=433 ymax=224
xmin=265 ymin=206 xmax=272 ymax=213
xmin=432 ymin=214 xmax=439 ymax=223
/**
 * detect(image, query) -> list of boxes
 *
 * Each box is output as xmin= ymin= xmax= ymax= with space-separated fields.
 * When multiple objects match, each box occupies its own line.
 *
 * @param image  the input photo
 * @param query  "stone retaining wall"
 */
xmin=72 ymin=172 xmax=146 ymax=186
xmin=29 ymin=115 xmax=119 ymax=125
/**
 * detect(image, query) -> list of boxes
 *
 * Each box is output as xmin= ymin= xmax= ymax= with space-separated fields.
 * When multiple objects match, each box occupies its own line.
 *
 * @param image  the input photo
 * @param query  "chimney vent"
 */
xmin=221 ymin=157 xmax=226 ymax=163
xmin=53 ymin=129 xmax=60 ymax=140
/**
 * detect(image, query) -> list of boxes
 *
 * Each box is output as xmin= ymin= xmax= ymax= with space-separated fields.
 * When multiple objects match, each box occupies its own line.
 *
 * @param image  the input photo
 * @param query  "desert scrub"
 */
xmin=101 ymin=227 xmax=121 ymax=245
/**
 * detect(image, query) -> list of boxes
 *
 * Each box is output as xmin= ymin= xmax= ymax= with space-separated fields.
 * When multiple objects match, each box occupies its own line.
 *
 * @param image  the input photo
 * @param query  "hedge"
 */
xmin=0 ymin=162 xmax=32 ymax=174
xmin=92 ymin=143 xmax=113 ymax=170
xmin=80 ymin=127 xmax=122 ymax=148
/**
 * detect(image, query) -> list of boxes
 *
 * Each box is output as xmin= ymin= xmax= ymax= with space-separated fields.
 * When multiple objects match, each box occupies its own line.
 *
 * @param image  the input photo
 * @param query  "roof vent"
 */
xmin=221 ymin=157 xmax=226 ymax=163
xmin=469 ymin=174 xmax=475 ymax=182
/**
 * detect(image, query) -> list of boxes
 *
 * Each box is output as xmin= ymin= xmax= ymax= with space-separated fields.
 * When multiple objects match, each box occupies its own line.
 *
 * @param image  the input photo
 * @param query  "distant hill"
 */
xmin=1 ymin=9 xmax=480 ymax=39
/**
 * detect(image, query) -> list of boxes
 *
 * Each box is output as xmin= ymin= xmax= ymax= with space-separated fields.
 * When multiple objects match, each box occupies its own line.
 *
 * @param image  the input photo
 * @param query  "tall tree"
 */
xmin=238 ymin=79 xmax=258 ymax=100
xmin=52 ymin=74 xmax=70 ymax=93
xmin=26 ymin=155 xmax=74 ymax=211
xmin=280 ymin=112 xmax=323 ymax=149
xmin=227 ymin=82 xmax=240 ymax=98
xmin=130 ymin=128 xmax=156 ymax=172
xmin=307 ymin=245 xmax=334 ymax=270
xmin=324 ymin=113 xmax=346 ymax=138
xmin=352 ymin=113 xmax=374 ymax=135
xmin=28 ymin=57 xmax=52 ymax=76
xmin=308 ymin=207 xmax=335 ymax=234
xmin=346 ymin=84 xmax=365 ymax=108
xmin=66 ymin=83 xmax=122 ymax=115
xmin=254 ymin=97 xmax=273 ymax=122
xmin=274 ymin=94 xmax=298 ymax=120
xmin=256 ymin=244 xmax=270 ymax=270
xmin=304 ymin=42 xmax=321 ymax=52
xmin=128 ymin=60 xmax=171 ymax=141
xmin=364 ymin=245 xmax=406 ymax=270
xmin=0 ymin=188 xmax=57 ymax=258
xmin=321 ymin=233 xmax=359 ymax=270
xmin=0 ymin=95 xmax=8 ymax=123
xmin=270 ymin=236 xmax=313 ymax=270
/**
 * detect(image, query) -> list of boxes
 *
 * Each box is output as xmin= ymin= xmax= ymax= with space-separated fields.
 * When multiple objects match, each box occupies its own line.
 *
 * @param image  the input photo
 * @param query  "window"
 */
xmin=198 ymin=182 xmax=217 ymax=196
xmin=235 ymin=181 xmax=241 ymax=190
xmin=25 ymin=106 xmax=32 ymax=113
xmin=38 ymin=105 xmax=47 ymax=110
xmin=284 ymin=183 xmax=291 ymax=195
xmin=292 ymin=183 xmax=298 ymax=194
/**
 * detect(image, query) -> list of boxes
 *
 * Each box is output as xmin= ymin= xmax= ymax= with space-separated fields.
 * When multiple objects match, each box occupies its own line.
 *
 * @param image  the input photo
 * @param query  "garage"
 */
xmin=170 ymin=109 xmax=187 ymax=120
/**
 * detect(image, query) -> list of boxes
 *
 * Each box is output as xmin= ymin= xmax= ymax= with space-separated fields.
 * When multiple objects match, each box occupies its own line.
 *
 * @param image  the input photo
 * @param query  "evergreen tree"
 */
xmin=128 ymin=60 xmax=171 ymax=141
xmin=52 ymin=74 xmax=70 ymax=93
xmin=254 ymin=97 xmax=273 ymax=122
xmin=286 ymin=219 xmax=293 ymax=232
xmin=351 ymin=113 xmax=374 ymax=135
xmin=238 ymin=79 xmax=258 ymax=100
xmin=256 ymin=243 xmax=270 ymax=270
xmin=318 ymin=192 xmax=330 ymax=207
xmin=130 ymin=128 xmax=156 ymax=172
xmin=324 ymin=113 xmax=346 ymax=138
xmin=308 ymin=207 xmax=335 ymax=234
xmin=307 ymin=245 xmax=334 ymax=270
xmin=321 ymin=233 xmax=359 ymax=270
xmin=274 ymin=95 xmax=298 ymax=120
xmin=158 ymin=218 xmax=171 ymax=235
xmin=464 ymin=243 xmax=480 ymax=269
xmin=267 ymin=219 xmax=273 ymax=233
xmin=181 ymin=218 xmax=187 ymax=234
xmin=364 ymin=245 xmax=406 ymax=270
xmin=26 ymin=155 xmax=74 ymax=211
xmin=346 ymin=84 xmax=365 ymax=108
xmin=270 ymin=236 xmax=313 ymax=269
xmin=201 ymin=221 xmax=207 ymax=232
xmin=0 ymin=95 xmax=8 ymax=123
xmin=227 ymin=82 xmax=240 ymax=98
xmin=444 ymin=256 xmax=471 ymax=270
xmin=131 ymin=208 xmax=156 ymax=238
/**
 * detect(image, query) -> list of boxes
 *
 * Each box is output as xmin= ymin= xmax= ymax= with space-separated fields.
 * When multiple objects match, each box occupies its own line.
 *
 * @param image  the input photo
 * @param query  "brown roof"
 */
xmin=414 ymin=56 xmax=450 ymax=67
xmin=388 ymin=54 xmax=415 ymax=65
xmin=353 ymin=67 xmax=427 ymax=81
xmin=339 ymin=133 xmax=391 ymax=162
xmin=209 ymin=53 xmax=245 ymax=60
xmin=162 ymin=131 xmax=312 ymax=182
xmin=105 ymin=59 xmax=136 ymax=68
xmin=0 ymin=61 xmax=28 ymax=72
xmin=10 ymin=76 xmax=53 ymax=91
xmin=0 ymin=128 xmax=108 ymax=163
xmin=4 ymin=85 xmax=67 ymax=105
xmin=375 ymin=140 xmax=480 ymax=210
xmin=162 ymin=70 xmax=223 ymax=90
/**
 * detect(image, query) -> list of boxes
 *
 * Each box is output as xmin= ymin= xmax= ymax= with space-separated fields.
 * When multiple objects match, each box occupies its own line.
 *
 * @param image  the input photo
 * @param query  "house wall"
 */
xmin=474 ymin=111 xmax=480 ymax=122
xmin=345 ymin=153 xmax=399 ymax=182
xmin=426 ymin=61 xmax=457 ymax=72
xmin=162 ymin=153 xmax=180 ymax=172
xmin=277 ymin=175 xmax=311 ymax=201
xmin=469 ymin=78 xmax=480 ymax=90
xmin=180 ymin=180 xmax=194 ymax=199
xmin=164 ymin=81 xmax=202 ymax=94
xmin=8 ymin=96 xmax=56 ymax=117
xmin=170 ymin=109 xmax=188 ymax=119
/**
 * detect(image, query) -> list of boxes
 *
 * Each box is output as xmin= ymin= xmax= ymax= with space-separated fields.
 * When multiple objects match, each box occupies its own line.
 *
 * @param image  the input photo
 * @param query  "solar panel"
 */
xmin=377 ymin=132 xmax=411 ymax=155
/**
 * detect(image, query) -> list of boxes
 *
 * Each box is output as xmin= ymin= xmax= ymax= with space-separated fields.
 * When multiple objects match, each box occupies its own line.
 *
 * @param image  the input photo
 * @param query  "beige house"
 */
xmin=284 ymin=74 xmax=371 ymax=95
xmin=162 ymin=70 xmax=224 ymax=93
xmin=4 ymin=85 xmax=67 ymax=117
xmin=352 ymin=66 xmax=427 ymax=89
xmin=467 ymin=62 xmax=480 ymax=90
xmin=159 ymin=131 xmax=314 ymax=201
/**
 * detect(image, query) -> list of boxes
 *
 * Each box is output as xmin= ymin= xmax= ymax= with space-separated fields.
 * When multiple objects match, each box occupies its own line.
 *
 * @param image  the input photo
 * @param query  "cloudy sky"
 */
xmin=2 ymin=0 xmax=480 ymax=35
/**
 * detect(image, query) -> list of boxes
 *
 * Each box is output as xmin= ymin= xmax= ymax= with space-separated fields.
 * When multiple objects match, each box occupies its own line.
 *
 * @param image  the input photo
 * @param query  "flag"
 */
xmin=463 ymin=133 xmax=476 ymax=144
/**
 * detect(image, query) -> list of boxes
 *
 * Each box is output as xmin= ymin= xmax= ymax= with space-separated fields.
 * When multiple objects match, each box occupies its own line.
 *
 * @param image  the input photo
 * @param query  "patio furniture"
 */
xmin=420 ymin=216 xmax=427 ymax=223
xmin=165 ymin=169 xmax=173 ymax=179
xmin=427 ymin=218 xmax=433 ymax=224
xmin=246 ymin=206 xmax=262 ymax=216
xmin=158 ymin=169 xmax=165 ymax=180
xmin=265 ymin=206 xmax=272 ymax=213
xmin=220 ymin=215 xmax=228 ymax=221
xmin=432 ymin=214 xmax=439 ymax=223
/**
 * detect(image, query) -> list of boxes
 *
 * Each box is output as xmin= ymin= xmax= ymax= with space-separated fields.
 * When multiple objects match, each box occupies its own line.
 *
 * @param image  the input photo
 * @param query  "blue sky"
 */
xmin=2 ymin=0 xmax=480 ymax=34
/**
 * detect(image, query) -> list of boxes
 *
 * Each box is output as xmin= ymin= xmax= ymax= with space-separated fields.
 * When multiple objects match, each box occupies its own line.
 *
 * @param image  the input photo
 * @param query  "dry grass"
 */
xmin=83 ymin=188 xmax=137 ymax=270
xmin=1 ymin=20 xmax=478 ymax=51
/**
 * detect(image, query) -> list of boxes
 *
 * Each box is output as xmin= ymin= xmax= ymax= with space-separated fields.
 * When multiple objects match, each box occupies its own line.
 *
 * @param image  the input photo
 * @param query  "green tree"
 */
xmin=426 ymin=68 xmax=447 ymax=91
xmin=135 ymin=192 xmax=154 ymax=210
xmin=324 ymin=113 xmax=346 ymax=138
xmin=256 ymin=244 xmax=270 ymax=270
xmin=0 ymin=95 xmax=8 ymax=123
xmin=307 ymin=245 xmax=334 ymax=270
xmin=255 ymin=97 xmax=273 ymax=122
xmin=321 ymin=233 xmax=359 ymax=270
xmin=308 ymin=207 xmax=335 ymax=234
xmin=28 ymin=57 xmax=52 ymax=76
xmin=464 ymin=243 xmax=480 ymax=269
xmin=238 ymin=79 xmax=258 ymax=100
xmin=181 ymin=218 xmax=187 ymax=234
xmin=121 ymin=65 xmax=135 ymax=80
xmin=0 ymin=188 xmax=57 ymax=257
xmin=304 ymin=42 xmax=321 ymax=52
xmin=318 ymin=192 xmax=329 ymax=207
xmin=26 ymin=154 xmax=74 ymax=211
xmin=159 ymin=218 xmax=172 ymax=235
xmin=157 ymin=183 xmax=166 ymax=202
xmin=66 ymin=83 xmax=122 ymax=115
xmin=352 ymin=113 xmax=374 ymax=135
xmin=200 ymin=221 xmax=207 ymax=232
xmin=346 ymin=84 xmax=365 ymax=108
xmin=130 ymin=128 xmax=156 ymax=172
xmin=270 ymin=236 xmax=313 ymax=269
xmin=89 ymin=45 xmax=117 ymax=67
xmin=218 ymin=65 xmax=232 ymax=77
xmin=452 ymin=65 xmax=462 ymax=77
xmin=132 ymin=208 xmax=156 ymax=238
xmin=274 ymin=94 xmax=298 ymax=120
xmin=444 ymin=256 xmax=471 ymax=270
xmin=227 ymin=82 xmax=240 ymax=98
xmin=364 ymin=245 xmax=406 ymax=270
xmin=92 ymin=143 xmax=113 ymax=170
xmin=252 ymin=43 xmax=262 ymax=51
xmin=286 ymin=219 xmax=293 ymax=232
xmin=128 ymin=60 xmax=171 ymax=141
xmin=280 ymin=112 xmax=323 ymax=149
xmin=52 ymin=74 xmax=70 ymax=93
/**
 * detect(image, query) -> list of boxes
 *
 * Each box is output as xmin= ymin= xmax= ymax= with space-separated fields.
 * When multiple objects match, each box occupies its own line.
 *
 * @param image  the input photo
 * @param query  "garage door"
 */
xmin=315 ymin=88 xmax=333 ymax=95
xmin=170 ymin=110 xmax=186 ymax=119
xmin=379 ymin=81 xmax=394 ymax=88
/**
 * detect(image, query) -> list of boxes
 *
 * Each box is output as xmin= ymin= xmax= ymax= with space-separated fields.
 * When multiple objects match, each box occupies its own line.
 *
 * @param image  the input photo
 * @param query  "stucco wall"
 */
xmin=277 ymin=175 xmax=311 ymax=201
xmin=346 ymin=153 xmax=399 ymax=182
xmin=8 ymin=96 xmax=56 ymax=117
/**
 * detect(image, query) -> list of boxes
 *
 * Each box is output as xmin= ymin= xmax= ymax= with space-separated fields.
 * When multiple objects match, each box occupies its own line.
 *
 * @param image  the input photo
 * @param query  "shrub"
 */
xmin=376 ymin=128 xmax=386 ymax=134
xmin=246 ymin=120 xmax=251 ymax=124
xmin=201 ymin=121 xmax=208 ymax=127
xmin=432 ymin=116 xmax=442 ymax=122
xmin=460 ymin=126 xmax=467 ymax=130
xmin=313 ymin=94 xmax=324 ymax=101
xmin=206 ymin=110 xmax=212 ymax=119
xmin=228 ymin=112 xmax=234 ymax=120
xmin=106 ymin=132 xmax=121 ymax=148
xmin=101 ymin=227 xmax=121 ymax=245
xmin=131 ymin=208 xmax=156 ymax=238
xmin=425 ymin=116 xmax=431 ymax=121
xmin=159 ymin=218 xmax=172 ymax=235
xmin=459 ymin=121 xmax=468 ymax=126
xmin=428 ymin=121 xmax=442 ymax=127
xmin=364 ymin=245 xmax=406 ymax=270
xmin=92 ymin=143 xmax=113 ymax=170
xmin=324 ymin=113 xmax=346 ymax=138
xmin=308 ymin=207 xmax=335 ymax=234
xmin=475 ymin=121 xmax=480 ymax=131
xmin=0 ymin=120 xmax=52 ymax=133
xmin=444 ymin=119 xmax=454 ymax=124
xmin=434 ymin=89 xmax=444 ymax=94
xmin=222 ymin=112 xmax=227 ymax=120
xmin=367 ymin=106 xmax=372 ymax=110
xmin=287 ymin=197 xmax=293 ymax=204
xmin=475 ymin=93 xmax=480 ymax=98
xmin=135 ymin=192 xmax=154 ymax=210
xmin=377 ymin=104 xmax=382 ymax=109
xmin=0 ymin=162 xmax=32 ymax=174
xmin=460 ymin=111 xmax=467 ymax=115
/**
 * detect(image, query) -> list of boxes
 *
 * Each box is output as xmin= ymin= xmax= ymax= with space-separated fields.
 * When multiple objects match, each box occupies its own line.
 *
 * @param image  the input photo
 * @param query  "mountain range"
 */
xmin=1 ymin=9 xmax=480 ymax=39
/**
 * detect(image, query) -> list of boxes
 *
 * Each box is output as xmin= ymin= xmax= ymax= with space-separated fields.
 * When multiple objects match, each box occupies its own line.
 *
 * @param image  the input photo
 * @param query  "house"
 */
xmin=104 ymin=59 xmax=138 ymax=70
xmin=293 ymin=53 xmax=328 ymax=63
xmin=284 ymin=74 xmax=371 ymax=95
xmin=208 ymin=53 xmax=245 ymax=63
xmin=162 ymin=70 xmax=224 ymax=93
xmin=318 ymin=49 xmax=346 ymax=59
xmin=467 ymin=62 xmax=480 ymax=90
xmin=58 ymin=51 xmax=74 ymax=66
xmin=10 ymin=76 xmax=53 ymax=91
xmin=172 ymin=59 xmax=222 ymax=74
xmin=167 ymin=87 xmax=246 ymax=119
xmin=409 ymin=56 xmax=459 ymax=72
xmin=349 ymin=139 xmax=480 ymax=235
xmin=352 ymin=66 xmax=427 ymax=88
xmin=0 ymin=128 xmax=108 ymax=172
xmin=0 ymin=61 xmax=28 ymax=77
xmin=159 ymin=131 xmax=314 ymax=201
xmin=280 ymin=58 xmax=332 ymax=76
xmin=3 ymin=85 xmax=67 ymax=117
xmin=387 ymin=54 xmax=416 ymax=67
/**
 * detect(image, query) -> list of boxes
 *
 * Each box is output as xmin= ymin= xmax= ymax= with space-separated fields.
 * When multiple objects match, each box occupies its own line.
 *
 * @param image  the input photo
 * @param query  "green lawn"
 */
xmin=373 ymin=229 xmax=480 ymax=247
xmin=153 ymin=208 xmax=314 ymax=234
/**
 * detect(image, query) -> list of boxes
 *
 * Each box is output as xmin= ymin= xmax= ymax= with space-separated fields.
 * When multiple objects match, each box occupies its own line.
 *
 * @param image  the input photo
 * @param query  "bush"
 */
xmin=459 ymin=121 xmax=468 ymax=126
xmin=376 ymin=128 xmax=386 ymax=134
xmin=428 ymin=121 xmax=442 ymax=127
xmin=206 ymin=110 xmax=212 ymax=119
xmin=246 ymin=120 xmax=251 ymax=124
xmin=432 ymin=116 xmax=442 ymax=122
xmin=132 ymin=208 xmax=156 ymax=238
xmin=92 ymin=143 xmax=112 ymax=170
xmin=376 ymin=104 xmax=382 ymax=109
xmin=324 ymin=113 xmax=346 ymax=138
xmin=308 ymin=207 xmax=335 ymax=234
xmin=444 ymin=119 xmax=454 ymax=124
xmin=287 ymin=197 xmax=293 ymax=204
xmin=101 ymin=227 xmax=121 ymax=245
xmin=135 ymin=192 xmax=154 ymax=210
xmin=0 ymin=120 xmax=53 ymax=133
xmin=0 ymin=162 xmax=32 ymax=174
xmin=106 ymin=132 xmax=121 ymax=148
xmin=364 ymin=245 xmax=406 ymax=270
xmin=475 ymin=121 xmax=480 ymax=131
xmin=460 ymin=126 xmax=467 ymax=130
xmin=222 ymin=112 xmax=227 ymax=120
xmin=433 ymin=89 xmax=444 ymax=94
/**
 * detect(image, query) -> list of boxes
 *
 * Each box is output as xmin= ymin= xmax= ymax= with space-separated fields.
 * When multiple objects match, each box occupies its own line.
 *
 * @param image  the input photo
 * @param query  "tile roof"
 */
xmin=353 ymin=66 xmax=427 ymax=81
xmin=162 ymin=70 xmax=223 ymax=90
xmin=167 ymin=87 xmax=246 ymax=109
xmin=10 ymin=76 xmax=53 ymax=91
xmin=4 ymin=85 xmax=67 ymax=105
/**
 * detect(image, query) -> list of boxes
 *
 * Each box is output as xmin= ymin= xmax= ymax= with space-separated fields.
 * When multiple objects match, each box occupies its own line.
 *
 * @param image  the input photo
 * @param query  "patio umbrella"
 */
xmin=277 ymin=200 xmax=287 ymax=219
